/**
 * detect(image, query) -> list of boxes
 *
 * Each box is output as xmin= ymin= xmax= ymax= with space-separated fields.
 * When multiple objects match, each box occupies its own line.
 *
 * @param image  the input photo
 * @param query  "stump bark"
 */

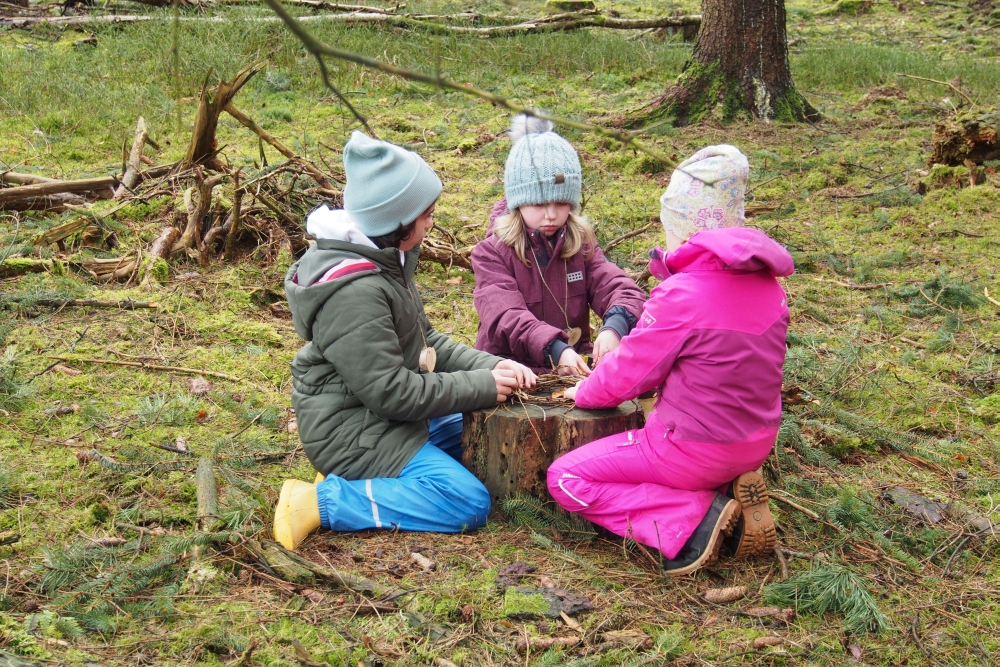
xmin=462 ymin=402 xmax=644 ymax=505
xmin=930 ymin=107 xmax=1000 ymax=167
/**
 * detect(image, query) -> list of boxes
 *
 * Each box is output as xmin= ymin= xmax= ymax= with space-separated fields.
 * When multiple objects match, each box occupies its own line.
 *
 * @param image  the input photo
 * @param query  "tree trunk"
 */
xmin=462 ymin=403 xmax=644 ymax=506
xmin=638 ymin=0 xmax=816 ymax=126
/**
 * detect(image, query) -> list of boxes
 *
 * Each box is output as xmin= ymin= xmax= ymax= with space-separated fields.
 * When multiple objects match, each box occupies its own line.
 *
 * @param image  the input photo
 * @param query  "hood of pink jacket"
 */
xmin=649 ymin=227 xmax=794 ymax=281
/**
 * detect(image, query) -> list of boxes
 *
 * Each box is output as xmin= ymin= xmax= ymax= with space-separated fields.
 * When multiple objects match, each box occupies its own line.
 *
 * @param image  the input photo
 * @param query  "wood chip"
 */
xmin=559 ymin=611 xmax=582 ymax=632
xmin=702 ymin=585 xmax=748 ymax=604
xmin=53 ymin=364 xmax=82 ymax=376
xmin=411 ymin=552 xmax=436 ymax=571
xmin=753 ymin=636 xmax=784 ymax=649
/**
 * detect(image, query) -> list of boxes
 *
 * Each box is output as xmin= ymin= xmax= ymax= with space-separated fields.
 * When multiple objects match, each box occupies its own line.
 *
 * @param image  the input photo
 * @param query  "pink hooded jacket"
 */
xmin=576 ymin=227 xmax=793 ymax=450
xmin=472 ymin=199 xmax=646 ymax=373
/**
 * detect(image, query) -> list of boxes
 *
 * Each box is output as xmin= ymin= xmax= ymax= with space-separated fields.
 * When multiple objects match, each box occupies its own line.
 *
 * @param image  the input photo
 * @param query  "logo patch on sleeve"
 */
xmin=640 ymin=311 xmax=657 ymax=328
xmin=567 ymin=271 xmax=584 ymax=283
xmin=314 ymin=258 xmax=378 ymax=285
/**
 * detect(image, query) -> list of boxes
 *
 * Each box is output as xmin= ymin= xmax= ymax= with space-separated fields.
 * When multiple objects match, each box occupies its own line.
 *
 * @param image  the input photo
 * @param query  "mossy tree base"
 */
xmin=627 ymin=0 xmax=818 ymax=128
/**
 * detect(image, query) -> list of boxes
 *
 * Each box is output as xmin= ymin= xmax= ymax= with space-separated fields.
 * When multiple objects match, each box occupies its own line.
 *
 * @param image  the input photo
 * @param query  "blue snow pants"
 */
xmin=316 ymin=413 xmax=492 ymax=533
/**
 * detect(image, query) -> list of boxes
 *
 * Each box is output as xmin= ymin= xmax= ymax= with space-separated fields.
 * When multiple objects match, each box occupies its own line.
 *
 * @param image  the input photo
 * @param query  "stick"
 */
xmin=1 ymin=171 xmax=59 ymax=185
xmin=2 ymin=298 xmax=158 ymax=309
xmin=224 ymin=102 xmax=335 ymax=189
xmin=260 ymin=0 xmax=679 ymax=168
xmin=35 ymin=218 xmax=91 ymax=247
xmin=896 ymin=73 xmax=975 ymax=106
xmin=515 ymin=637 xmax=581 ymax=653
xmin=114 ymin=116 xmax=149 ymax=198
xmin=196 ymin=458 xmax=221 ymax=532
xmin=224 ymin=169 xmax=243 ymax=261
xmin=604 ymin=221 xmax=656 ymax=252
xmin=49 ymin=355 xmax=241 ymax=381
xmin=0 ymin=176 xmax=116 ymax=206
xmin=769 ymin=491 xmax=822 ymax=520
xmin=773 ymin=545 xmax=789 ymax=581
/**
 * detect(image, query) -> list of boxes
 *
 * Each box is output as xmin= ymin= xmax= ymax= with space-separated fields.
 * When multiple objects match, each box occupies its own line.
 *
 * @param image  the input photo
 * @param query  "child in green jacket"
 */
xmin=274 ymin=132 xmax=535 ymax=549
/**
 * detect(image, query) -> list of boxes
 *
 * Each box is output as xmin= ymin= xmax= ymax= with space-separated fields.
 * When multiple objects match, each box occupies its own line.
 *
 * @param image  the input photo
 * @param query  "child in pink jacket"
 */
xmin=472 ymin=115 xmax=646 ymax=375
xmin=548 ymin=145 xmax=793 ymax=576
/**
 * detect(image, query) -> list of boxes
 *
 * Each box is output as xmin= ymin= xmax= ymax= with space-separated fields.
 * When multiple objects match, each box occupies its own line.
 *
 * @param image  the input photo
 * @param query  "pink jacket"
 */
xmin=576 ymin=227 xmax=793 ymax=449
xmin=471 ymin=199 xmax=646 ymax=373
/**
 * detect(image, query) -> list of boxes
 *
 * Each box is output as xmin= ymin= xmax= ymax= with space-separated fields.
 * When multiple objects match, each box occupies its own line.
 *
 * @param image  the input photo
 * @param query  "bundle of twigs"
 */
xmin=511 ymin=373 xmax=580 ymax=406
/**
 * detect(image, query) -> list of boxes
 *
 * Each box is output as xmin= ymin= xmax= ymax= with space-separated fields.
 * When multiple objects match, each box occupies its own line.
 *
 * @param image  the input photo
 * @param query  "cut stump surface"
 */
xmin=462 ymin=402 xmax=644 ymax=506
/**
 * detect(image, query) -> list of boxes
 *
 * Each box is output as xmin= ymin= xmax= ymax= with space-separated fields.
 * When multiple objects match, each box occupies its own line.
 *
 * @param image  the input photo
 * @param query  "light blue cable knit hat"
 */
xmin=504 ymin=115 xmax=582 ymax=210
xmin=342 ymin=131 xmax=442 ymax=237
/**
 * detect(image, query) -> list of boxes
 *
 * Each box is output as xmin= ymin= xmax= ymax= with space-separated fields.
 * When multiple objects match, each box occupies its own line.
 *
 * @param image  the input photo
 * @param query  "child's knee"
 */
xmin=456 ymin=479 xmax=492 ymax=530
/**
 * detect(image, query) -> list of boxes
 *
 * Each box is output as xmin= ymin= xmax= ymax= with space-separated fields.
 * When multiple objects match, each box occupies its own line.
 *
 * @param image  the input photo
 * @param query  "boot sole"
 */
xmin=666 ymin=498 xmax=741 ymax=577
xmin=731 ymin=471 xmax=777 ymax=559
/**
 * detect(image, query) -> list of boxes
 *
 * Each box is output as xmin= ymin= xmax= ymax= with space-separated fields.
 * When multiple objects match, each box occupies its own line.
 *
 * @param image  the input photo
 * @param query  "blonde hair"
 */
xmin=494 ymin=208 xmax=597 ymax=267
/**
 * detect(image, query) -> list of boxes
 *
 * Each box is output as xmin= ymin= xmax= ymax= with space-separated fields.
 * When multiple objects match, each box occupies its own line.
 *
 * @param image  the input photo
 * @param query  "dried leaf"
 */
xmin=302 ymin=588 xmax=325 ymax=604
xmin=539 ymin=575 xmax=556 ymax=589
xmin=188 ymin=376 xmax=215 ymax=396
xmin=76 ymin=450 xmax=94 ymax=466
xmin=753 ymin=637 xmax=784 ymax=649
xmin=702 ymin=585 xmax=748 ymax=604
xmin=460 ymin=604 xmax=476 ymax=622
xmin=362 ymin=636 xmax=404 ymax=658
xmin=286 ymin=416 xmax=298 ymax=434
xmin=847 ymin=644 xmax=864 ymax=662
xmin=559 ymin=611 xmax=582 ymax=632
xmin=445 ymin=276 xmax=462 ymax=285
xmin=174 ymin=436 xmax=189 ymax=452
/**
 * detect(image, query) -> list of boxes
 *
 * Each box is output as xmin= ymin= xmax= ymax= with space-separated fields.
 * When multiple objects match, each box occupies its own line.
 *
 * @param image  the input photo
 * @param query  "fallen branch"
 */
xmin=141 ymin=222 xmax=182 ymax=286
xmin=49 ymin=355 xmax=241 ymax=382
xmin=1 ymin=297 xmax=159 ymax=309
xmin=35 ymin=218 xmax=91 ymax=248
xmin=245 ymin=539 xmax=403 ymax=599
xmin=1 ymin=171 xmax=59 ymax=186
xmin=0 ymin=176 xmax=116 ymax=208
xmin=114 ymin=116 xmax=149 ymax=198
xmin=0 ymin=257 xmax=60 ymax=278
xmin=418 ymin=238 xmax=473 ymax=272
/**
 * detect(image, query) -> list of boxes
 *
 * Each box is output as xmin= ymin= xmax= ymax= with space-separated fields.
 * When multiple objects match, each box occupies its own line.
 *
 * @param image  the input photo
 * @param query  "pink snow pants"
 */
xmin=546 ymin=419 xmax=776 ymax=559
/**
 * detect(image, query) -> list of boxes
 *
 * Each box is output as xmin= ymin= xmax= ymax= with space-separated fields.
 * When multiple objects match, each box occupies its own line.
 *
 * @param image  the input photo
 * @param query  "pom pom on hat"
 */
xmin=659 ymin=145 xmax=749 ymax=240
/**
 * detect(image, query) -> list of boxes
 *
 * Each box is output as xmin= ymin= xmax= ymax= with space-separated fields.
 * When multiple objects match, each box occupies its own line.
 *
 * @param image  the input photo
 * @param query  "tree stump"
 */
xmin=930 ymin=107 xmax=1000 ymax=167
xmin=462 ymin=402 xmax=644 ymax=506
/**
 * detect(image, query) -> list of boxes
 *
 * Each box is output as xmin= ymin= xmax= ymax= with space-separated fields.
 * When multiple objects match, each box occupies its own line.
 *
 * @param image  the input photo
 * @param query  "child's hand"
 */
xmin=564 ymin=380 xmax=584 ymax=401
xmin=493 ymin=359 xmax=537 ymax=389
xmin=557 ymin=348 xmax=591 ymax=376
xmin=491 ymin=368 xmax=521 ymax=402
xmin=592 ymin=329 xmax=621 ymax=367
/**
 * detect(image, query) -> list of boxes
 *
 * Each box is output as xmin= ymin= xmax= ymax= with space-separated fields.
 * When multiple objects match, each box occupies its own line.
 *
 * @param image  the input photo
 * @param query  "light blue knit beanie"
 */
xmin=504 ymin=115 xmax=582 ymax=210
xmin=342 ymin=131 xmax=442 ymax=237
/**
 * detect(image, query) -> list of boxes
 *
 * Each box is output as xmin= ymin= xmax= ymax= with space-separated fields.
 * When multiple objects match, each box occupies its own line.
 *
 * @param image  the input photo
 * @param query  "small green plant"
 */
xmin=764 ymin=564 xmax=890 ymax=634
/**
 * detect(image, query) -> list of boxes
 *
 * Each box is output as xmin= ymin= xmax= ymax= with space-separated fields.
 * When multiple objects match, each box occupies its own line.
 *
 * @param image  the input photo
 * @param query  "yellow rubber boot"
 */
xmin=273 ymin=479 xmax=321 ymax=550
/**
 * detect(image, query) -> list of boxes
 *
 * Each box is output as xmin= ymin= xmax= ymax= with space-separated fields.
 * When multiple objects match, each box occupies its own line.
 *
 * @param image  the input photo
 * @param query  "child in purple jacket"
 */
xmin=471 ymin=116 xmax=646 ymax=376
xmin=549 ymin=146 xmax=793 ymax=576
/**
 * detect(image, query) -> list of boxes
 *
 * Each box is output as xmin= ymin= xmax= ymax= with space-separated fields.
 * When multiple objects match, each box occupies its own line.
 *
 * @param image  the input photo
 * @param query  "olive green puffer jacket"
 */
xmin=285 ymin=239 xmax=502 ymax=480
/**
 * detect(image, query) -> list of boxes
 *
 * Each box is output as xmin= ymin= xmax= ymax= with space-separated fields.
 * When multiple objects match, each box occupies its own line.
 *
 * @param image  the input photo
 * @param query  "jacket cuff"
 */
xmin=544 ymin=337 xmax=572 ymax=369
xmin=602 ymin=306 xmax=636 ymax=340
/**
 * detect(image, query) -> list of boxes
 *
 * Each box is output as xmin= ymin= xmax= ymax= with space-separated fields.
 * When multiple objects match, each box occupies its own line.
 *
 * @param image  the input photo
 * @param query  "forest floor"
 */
xmin=1 ymin=0 xmax=1000 ymax=665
